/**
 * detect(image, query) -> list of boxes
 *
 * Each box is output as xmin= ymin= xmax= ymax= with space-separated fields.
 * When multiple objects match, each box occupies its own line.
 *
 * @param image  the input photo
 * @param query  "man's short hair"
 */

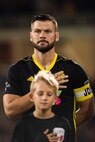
xmin=31 ymin=14 xmax=58 ymax=31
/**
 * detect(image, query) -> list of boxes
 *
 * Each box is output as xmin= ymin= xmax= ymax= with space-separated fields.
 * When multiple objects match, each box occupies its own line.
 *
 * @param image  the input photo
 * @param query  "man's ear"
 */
xmin=56 ymin=32 xmax=59 ymax=42
xmin=30 ymin=32 xmax=32 ymax=42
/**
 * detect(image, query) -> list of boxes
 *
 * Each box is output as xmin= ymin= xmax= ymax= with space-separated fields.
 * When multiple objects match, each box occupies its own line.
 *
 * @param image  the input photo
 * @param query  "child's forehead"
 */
xmin=35 ymin=79 xmax=50 ymax=85
xmin=33 ymin=79 xmax=54 ymax=90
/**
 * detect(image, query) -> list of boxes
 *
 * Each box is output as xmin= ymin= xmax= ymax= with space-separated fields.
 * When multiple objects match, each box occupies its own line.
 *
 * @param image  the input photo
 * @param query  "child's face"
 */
xmin=32 ymin=80 xmax=56 ymax=111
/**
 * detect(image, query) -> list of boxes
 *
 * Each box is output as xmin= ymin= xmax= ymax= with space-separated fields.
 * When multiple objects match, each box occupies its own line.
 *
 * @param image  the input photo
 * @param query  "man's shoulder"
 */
xmin=57 ymin=55 xmax=78 ymax=65
xmin=7 ymin=56 xmax=32 ymax=73
xmin=57 ymin=54 xmax=84 ymax=73
xmin=17 ymin=56 xmax=32 ymax=65
xmin=11 ymin=56 xmax=32 ymax=67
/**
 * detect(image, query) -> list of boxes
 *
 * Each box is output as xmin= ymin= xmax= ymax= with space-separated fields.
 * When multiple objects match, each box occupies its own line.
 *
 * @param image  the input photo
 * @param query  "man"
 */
xmin=12 ymin=70 xmax=71 ymax=142
xmin=3 ymin=14 xmax=94 ymax=141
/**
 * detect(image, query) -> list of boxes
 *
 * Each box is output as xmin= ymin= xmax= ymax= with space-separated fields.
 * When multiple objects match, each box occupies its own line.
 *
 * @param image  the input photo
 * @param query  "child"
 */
xmin=12 ymin=71 xmax=71 ymax=142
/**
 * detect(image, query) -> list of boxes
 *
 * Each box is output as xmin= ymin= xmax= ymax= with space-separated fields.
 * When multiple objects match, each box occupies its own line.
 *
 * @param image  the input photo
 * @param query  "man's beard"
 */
xmin=31 ymin=40 xmax=56 ymax=53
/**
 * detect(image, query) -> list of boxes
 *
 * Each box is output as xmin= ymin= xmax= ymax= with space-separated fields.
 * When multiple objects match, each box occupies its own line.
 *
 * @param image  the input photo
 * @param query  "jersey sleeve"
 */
xmin=4 ymin=64 xmax=22 ymax=95
xmin=70 ymin=62 xmax=93 ymax=101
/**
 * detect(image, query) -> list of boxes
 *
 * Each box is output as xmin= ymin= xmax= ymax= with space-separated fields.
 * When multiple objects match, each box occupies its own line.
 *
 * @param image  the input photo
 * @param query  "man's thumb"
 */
xmin=43 ymin=129 xmax=49 ymax=134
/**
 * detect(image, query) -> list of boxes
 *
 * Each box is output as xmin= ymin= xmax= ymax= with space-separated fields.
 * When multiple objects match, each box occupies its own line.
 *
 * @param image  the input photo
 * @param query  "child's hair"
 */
xmin=30 ymin=70 xmax=59 ymax=94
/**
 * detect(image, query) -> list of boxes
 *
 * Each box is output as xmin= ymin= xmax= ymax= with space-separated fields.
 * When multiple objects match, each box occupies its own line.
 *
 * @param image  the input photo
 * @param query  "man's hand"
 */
xmin=54 ymin=71 xmax=69 ymax=89
xmin=44 ymin=129 xmax=58 ymax=142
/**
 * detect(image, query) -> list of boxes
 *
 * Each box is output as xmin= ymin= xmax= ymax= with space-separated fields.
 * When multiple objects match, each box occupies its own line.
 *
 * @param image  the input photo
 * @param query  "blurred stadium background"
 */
xmin=0 ymin=0 xmax=95 ymax=142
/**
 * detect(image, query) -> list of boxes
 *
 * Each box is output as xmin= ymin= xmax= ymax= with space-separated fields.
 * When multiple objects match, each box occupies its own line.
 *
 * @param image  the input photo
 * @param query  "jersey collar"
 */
xmin=32 ymin=53 xmax=58 ymax=71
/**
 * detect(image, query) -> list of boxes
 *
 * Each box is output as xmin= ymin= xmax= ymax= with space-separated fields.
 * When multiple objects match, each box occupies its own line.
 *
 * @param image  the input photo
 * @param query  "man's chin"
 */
xmin=32 ymin=41 xmax=55 ymax=53
xmin=38 ymin=43 xmax=48 ymax=47
xmin=35 ymin=44 xmax=54 ymax=53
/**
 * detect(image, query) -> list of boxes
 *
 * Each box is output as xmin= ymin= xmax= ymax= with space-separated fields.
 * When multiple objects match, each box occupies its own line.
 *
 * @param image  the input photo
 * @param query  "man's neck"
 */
xmin=33 ymin=49 xmax=56 ymax=69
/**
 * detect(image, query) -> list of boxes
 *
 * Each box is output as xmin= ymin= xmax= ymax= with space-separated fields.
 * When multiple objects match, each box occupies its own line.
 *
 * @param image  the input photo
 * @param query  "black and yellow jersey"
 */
xmin=5 ymin=53 xmax=93 ymax=142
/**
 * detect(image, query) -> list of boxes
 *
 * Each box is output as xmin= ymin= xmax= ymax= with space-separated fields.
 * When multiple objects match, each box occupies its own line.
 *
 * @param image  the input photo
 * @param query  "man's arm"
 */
xmin=3 ymin=92 xmax=34 ymax=119
xmin=3 ymin=71 xmax=68 ymax=119
xmin=76 ymin=96 xmax=94 ymax=127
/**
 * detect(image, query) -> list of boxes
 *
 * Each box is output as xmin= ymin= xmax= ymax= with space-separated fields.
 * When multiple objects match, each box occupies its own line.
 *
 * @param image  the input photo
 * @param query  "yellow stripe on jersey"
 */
xmin=73 ymin=96 xmax=76 ymax=130
xmin=47 ymin=53 xmax=57 ymax=71
xmin=74 ymin=83 xmax=93 ymax=101
xmin=32 ymin=55 xmax=45 ymax=71
xmin=32 ymin=53 xmax=57 ymax=71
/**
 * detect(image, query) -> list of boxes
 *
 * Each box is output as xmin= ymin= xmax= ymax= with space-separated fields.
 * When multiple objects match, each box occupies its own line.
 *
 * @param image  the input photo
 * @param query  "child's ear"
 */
xmin=28 ymin=92 xmax=34 ymax=102
xmin=54 ymin=95 xmax=57 ymax=102
xmin=52 ymin=96 xmax=58 ymax=105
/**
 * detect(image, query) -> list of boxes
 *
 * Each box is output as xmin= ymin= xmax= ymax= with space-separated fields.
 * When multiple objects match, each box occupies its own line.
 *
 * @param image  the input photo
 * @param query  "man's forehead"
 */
xmin=32 ymin=20 xmax=55 ymax=29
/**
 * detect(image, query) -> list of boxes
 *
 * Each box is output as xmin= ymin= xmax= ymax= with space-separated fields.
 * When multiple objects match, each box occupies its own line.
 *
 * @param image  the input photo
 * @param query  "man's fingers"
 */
xmin=58 ymin=78 xmax=69 ymax=84
xmin=54 ymin=71 xmax=68 ymax=81
xmin=54 ymin=71 xmax=64 ymax=79
xmin=56 ymin=74 xmax=68 ymax=82
xmin=43 ymin=129 xmax=49 ymax=134
xmin=54 ymin=71 xmax=68 ymax=82
xmin=59 ymin=85 xmax=67 ymax=89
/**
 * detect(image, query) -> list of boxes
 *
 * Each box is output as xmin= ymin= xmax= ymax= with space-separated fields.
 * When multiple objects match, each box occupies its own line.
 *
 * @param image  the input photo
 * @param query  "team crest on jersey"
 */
xmin=53 ymin=127 xmax=65 ymax=142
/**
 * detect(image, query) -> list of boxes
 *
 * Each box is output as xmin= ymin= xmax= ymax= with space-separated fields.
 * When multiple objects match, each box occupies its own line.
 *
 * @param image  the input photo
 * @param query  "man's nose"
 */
xmin=40 ymin=31 xmax=46 ymax=38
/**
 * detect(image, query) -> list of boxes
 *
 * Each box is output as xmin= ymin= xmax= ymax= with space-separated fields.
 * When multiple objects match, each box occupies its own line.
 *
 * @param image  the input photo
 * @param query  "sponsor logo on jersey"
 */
xmin=74 ymin=80 xmax=93 ymax=101
xmin=27 ymin=76 xmax=34 ymax=81
xmin=5 ymin=82 xmax=11 ymax=91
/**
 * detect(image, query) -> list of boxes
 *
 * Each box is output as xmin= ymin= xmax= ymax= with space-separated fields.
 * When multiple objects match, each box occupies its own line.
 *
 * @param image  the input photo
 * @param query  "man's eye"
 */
xmin=35 ymin=30 xmax=41 ymax=33
xmin=45 ymin=30 xmax=51 ymax=33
